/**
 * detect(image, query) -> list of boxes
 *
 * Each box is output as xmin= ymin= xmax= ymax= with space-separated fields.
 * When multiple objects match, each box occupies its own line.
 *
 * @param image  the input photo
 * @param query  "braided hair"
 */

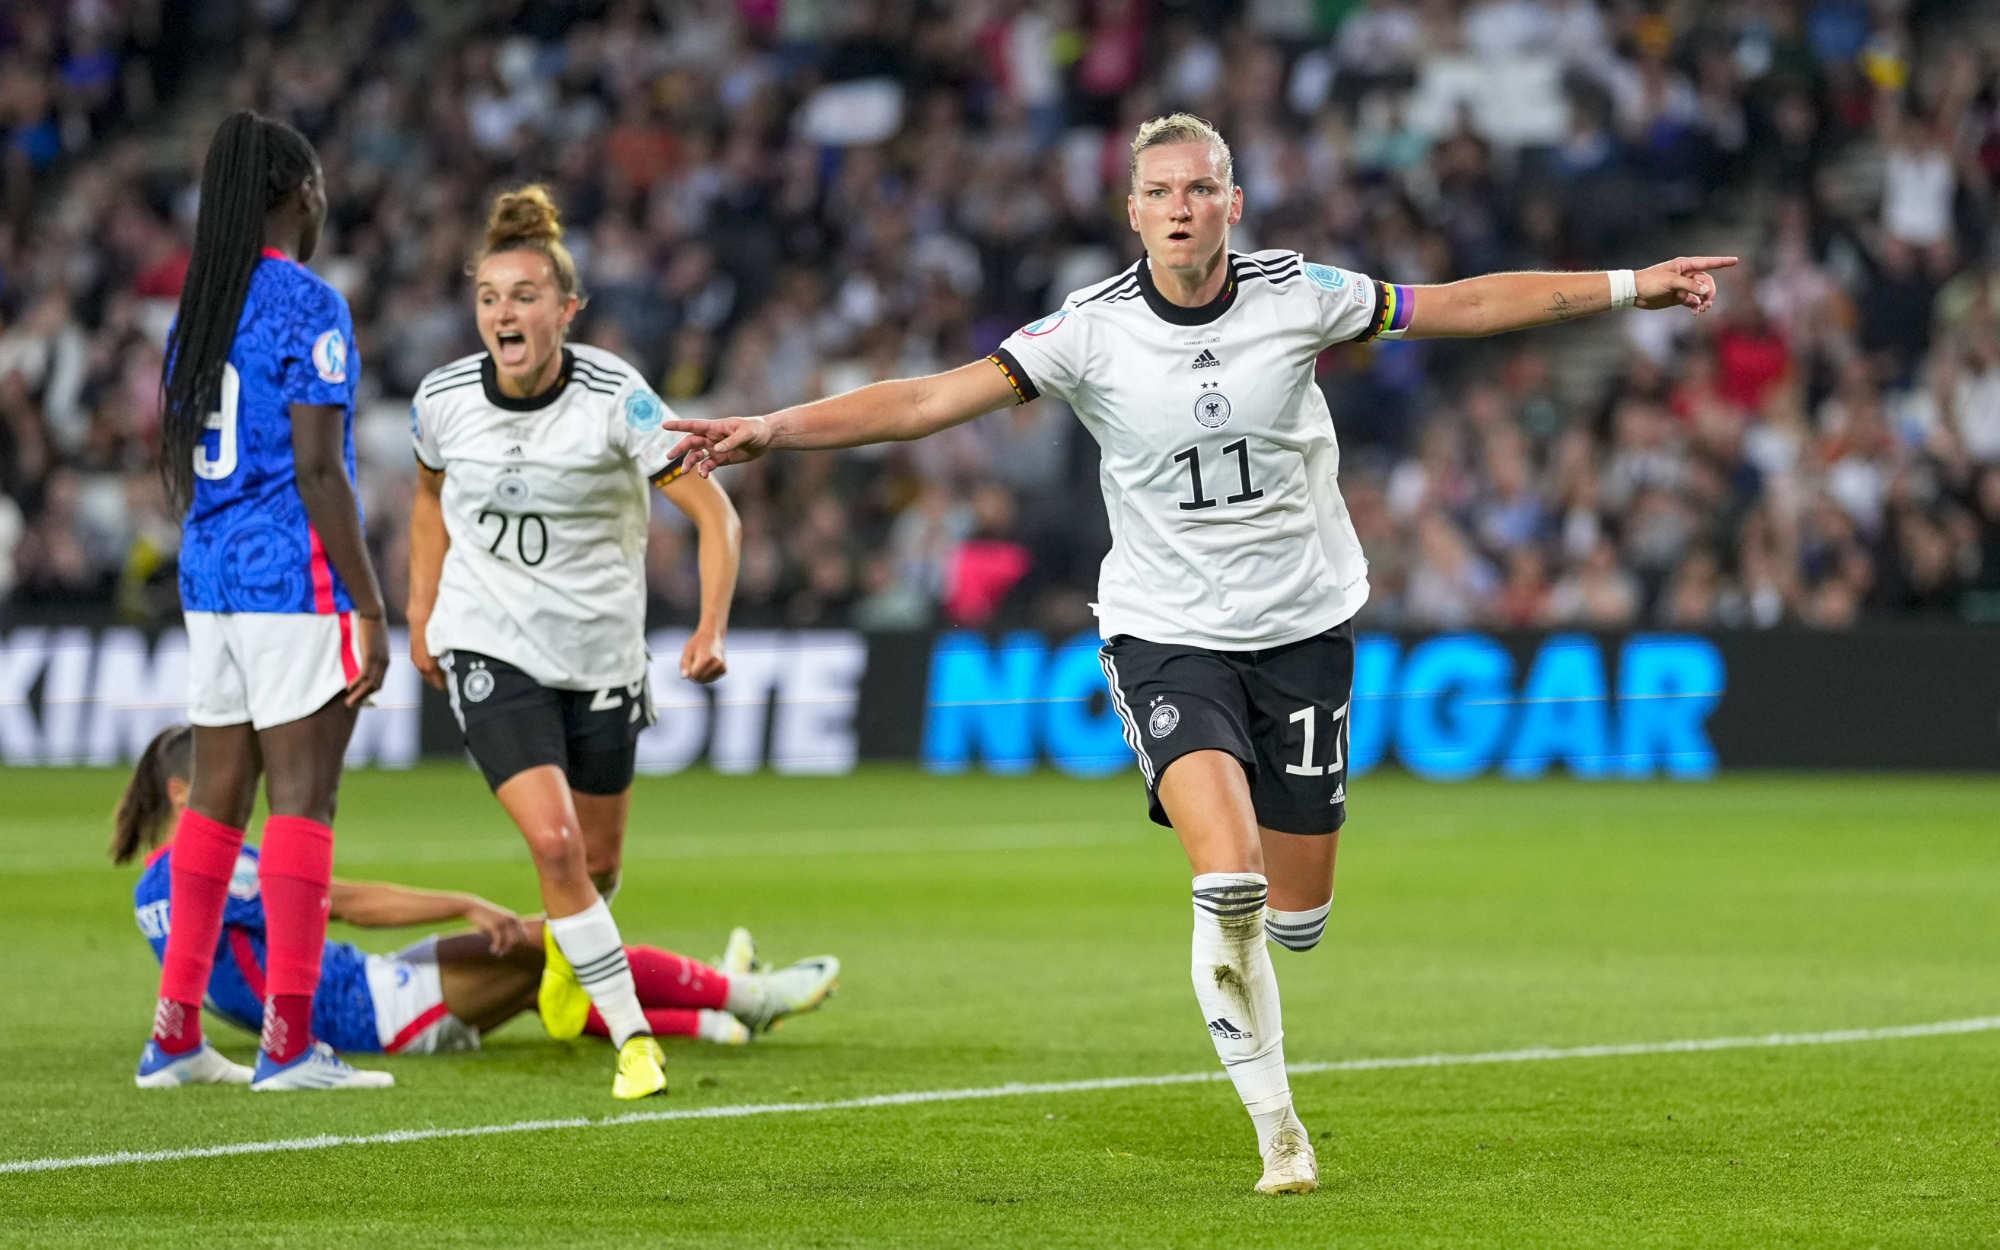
xmin=159 ymin=111 xmax=319 ymax=511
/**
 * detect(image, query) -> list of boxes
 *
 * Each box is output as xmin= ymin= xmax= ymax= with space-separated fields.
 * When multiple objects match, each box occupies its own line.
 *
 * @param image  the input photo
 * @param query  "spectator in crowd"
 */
xmin=1 ymin=0 xmax=1997 ymax=636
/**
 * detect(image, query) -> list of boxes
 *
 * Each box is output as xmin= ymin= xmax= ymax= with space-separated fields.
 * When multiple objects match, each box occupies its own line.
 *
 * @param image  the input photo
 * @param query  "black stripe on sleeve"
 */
xmin=648 ymin=453 xmax=688 ymax=487
xmin=987 ymin=347 xmax=1040 ymax=405
xmin=1348 ymin=279 xmax=1387 ymax=343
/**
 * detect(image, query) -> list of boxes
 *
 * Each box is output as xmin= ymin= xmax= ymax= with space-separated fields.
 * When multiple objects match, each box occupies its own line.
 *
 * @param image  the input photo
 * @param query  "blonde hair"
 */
xmin=473 ymin=184 xmax=584 ymax=302
xmin=1129 ymin=113 xmax=1234 ymax=187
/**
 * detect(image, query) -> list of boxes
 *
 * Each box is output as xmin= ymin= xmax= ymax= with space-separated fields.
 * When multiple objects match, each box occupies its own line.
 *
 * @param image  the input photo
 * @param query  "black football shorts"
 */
xmin=1098 ymin=621 xmax=1355 ymax=835
xmin=440 ymin=650 xmax=655 ymax=794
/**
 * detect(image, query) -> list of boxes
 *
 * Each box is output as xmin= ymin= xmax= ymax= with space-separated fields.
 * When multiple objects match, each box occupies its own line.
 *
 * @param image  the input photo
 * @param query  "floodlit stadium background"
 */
xmin=1 ymin=0 xmax=1996 ymax=774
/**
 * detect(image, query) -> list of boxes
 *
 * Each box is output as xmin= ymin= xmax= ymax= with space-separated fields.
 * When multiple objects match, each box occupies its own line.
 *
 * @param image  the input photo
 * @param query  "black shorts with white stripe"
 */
xmin=1098 ymin=621 xmax=1355 ymax=835
xmin=438 ymin=650 xmax=656 ymax=794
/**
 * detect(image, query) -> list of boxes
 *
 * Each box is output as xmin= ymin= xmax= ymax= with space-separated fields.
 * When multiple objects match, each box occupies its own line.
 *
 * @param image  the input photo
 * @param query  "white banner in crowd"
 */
xmin=0 ymin=627 xmax=867 ymax=774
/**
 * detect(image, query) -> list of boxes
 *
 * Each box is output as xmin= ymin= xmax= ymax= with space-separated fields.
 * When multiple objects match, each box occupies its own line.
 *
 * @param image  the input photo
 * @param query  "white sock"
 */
xmin=723 ymin=974 xmax=767 ymax=1021
xmin=1191 ymin=872 xmax=1294 ymax=1153
xmin=546 ymin=898 xmax=649 ymax=1047
xmin=1266 ymin=899 xmax=1332 ymax=952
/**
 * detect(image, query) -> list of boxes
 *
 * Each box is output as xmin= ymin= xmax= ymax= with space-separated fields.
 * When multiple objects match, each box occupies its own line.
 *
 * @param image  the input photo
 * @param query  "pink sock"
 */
xmin=585 ymin=1007 xmax=705 ymax=1039
xmin=153 ymin=809 xmax=246 ymax=1054
xmin=258 ymin=815 xmax=333 ymax=1063
xmin=625 ymin=944 xmax=729 ymax=1010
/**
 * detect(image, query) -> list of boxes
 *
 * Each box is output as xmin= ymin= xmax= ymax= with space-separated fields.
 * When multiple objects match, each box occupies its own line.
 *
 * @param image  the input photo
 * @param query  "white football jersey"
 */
xmin=992 ymin=250 xmax=1408 ymax=650
xmin=412 ymin=344 xmax=685 ymax=689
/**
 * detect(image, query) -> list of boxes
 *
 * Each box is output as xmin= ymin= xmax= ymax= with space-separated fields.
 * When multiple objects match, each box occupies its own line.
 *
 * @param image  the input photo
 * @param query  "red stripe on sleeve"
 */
xmin=227 ymin=925 xmax=266 ymax=1000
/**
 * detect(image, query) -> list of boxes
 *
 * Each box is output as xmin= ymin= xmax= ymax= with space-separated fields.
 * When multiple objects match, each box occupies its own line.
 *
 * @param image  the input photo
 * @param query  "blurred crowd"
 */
xmin=2 ymin=0 xmax=1998 ymax=633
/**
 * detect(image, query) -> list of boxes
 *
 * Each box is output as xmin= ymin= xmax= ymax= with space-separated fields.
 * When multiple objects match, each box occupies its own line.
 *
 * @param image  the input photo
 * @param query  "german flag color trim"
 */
xmin=987 ymin=348 xmax=1039 ymax=405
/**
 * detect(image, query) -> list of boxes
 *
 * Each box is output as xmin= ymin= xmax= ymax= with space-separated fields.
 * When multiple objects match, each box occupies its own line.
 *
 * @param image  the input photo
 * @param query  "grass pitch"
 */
xmin=1 ymin=765 xmax=1996 ymax=1248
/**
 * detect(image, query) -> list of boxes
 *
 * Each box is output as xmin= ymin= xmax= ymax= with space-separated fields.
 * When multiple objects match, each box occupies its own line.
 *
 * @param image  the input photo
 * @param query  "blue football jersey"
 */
xmin=134 ymin=841 xmax=378 ymax=1050
xmin=176 ymin=251 xmax=362 ymax=613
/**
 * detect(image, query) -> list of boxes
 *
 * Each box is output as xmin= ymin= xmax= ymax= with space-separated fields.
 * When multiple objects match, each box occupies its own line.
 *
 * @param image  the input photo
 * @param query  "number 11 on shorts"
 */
xmin=1285 ymin=702 xmax=1349 ymax=778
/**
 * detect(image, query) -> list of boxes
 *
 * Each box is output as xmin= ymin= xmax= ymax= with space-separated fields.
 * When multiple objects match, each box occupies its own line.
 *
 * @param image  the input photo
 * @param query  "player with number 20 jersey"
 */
xmin=405 ymin=185 xmax=745 ymax=1100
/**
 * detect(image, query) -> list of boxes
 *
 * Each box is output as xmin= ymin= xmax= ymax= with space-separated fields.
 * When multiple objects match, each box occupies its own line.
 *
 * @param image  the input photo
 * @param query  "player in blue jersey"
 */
xmin=140 ymin=112 xmax=392 ymax=1092
xmin=114 ymin=724 xmax=839 ymax=1056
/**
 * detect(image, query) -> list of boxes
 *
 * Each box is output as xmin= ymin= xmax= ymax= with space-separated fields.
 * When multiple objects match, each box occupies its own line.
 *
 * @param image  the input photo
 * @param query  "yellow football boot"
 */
xmin=537 ymin=924 xmax=591 ymax=1041
xmin=613 ymin=1035 xmax=668 ymax=1100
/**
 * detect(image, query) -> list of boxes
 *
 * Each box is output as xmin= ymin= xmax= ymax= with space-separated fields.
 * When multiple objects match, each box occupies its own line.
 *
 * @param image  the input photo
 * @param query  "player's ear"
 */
xmin=1127 ymin=193 xmax=1140 ymax=234
xmin=1228 ymin=185 xmax=1243 ymax=226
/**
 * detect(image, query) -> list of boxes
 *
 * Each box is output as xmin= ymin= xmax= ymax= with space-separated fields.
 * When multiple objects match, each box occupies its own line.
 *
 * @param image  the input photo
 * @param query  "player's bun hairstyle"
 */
xmin=474 ymin=184 xmax=584 ymax=303
xmin=111 ymin=723 xmax=193 ymax=865
xmin=1129 ymin=113 xmax=1234 ymax=188
xmin=160 ymin=111 xmax=319 ymax=511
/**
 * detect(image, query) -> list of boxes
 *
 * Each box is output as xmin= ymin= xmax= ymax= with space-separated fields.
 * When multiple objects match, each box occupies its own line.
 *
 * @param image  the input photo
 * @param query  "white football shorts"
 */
xmin=368 ymin=937 xmax=480 ymax=1055
xmin=184 ymin=610 xmax=357 ymax=730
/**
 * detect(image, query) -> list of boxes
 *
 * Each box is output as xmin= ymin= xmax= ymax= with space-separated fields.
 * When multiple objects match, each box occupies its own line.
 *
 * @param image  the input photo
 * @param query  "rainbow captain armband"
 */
xmin=1370 ymin=281 xmax=1415 ymax=340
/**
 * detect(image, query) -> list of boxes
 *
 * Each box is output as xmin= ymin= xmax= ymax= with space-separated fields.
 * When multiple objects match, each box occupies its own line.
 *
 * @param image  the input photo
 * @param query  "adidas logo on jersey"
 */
xmin=1207 ymin=1016 xmax=1251 ymax=1041
xmin=1192 ymin=349 xmax=1221 ymax=369
xmin=504 ymin=445 xmax=525 ymax=458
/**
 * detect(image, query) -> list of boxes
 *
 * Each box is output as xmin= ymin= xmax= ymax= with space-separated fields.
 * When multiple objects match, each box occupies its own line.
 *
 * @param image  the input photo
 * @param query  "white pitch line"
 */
xmin=5 ymin=1015 xmax=1995 ymax=1177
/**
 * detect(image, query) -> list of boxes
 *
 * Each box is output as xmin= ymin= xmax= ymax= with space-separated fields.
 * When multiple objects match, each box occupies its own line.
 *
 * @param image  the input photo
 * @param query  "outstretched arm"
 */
xmin=1402 ymin=257 xmax=1739 ymax=339
xmin=656 ymin=468 xmax=741 ymax=682
xmin=662 ymin=358 xmax=1020 ymax=476
xmin=327 ymin=879 xmax=530 ymax=954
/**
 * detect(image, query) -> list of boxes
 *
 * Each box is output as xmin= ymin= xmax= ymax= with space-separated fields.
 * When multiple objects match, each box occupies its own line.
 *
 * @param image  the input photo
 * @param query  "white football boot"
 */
xmin=1255 ymin=1115 xmax=1319 ymax=1195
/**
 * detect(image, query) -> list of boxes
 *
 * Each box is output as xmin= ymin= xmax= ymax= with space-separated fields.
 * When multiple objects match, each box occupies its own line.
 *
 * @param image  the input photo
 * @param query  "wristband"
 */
xmin=1608 ymin=269 xmax=1638 ymax=310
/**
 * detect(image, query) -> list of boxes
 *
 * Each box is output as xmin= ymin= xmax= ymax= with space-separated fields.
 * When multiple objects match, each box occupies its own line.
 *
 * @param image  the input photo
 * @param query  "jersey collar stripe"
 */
xmin=1076 ymin=274 xmax=1141 ymax=306
xmin=1136 ymin=256 xmax=1239 ymax=327
xmin=480 ymin=349 xmax=574 ymax=411
xmin=420 ymin=377 xmax=480 ymax=399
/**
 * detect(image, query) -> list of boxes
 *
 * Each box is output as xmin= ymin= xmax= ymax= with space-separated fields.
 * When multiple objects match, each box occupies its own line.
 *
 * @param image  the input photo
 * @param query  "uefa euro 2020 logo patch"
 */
xmin=1303 ymin=262 xmax=1345 ymax=292
xmin=625 ymin=388 xmax=663 ymax=432
xmin=1020 ymin=309 xmax=1069 ymax=336
xmin=312 ymin=329 xmax=347 ymax=384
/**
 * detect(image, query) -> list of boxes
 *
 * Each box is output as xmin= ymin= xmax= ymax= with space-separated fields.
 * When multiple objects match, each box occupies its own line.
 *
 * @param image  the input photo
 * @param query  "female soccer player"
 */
xmin=115 ymin=724 xmax=838 ymax=1059
xmin=661 ymin=114 xmax=1737 ymax=1192
xmin=141 ymin=111 xmax=391 ymax=1092
xmin=405 ymin=186 xmax=764 ymax=1099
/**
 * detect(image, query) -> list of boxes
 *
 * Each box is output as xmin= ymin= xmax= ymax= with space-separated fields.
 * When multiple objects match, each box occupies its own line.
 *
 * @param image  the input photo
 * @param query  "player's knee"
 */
xmin=1265 ymin=900 xmax=1332 ymax=953
xmin=522 ymin=822 xmax=586 ymax=878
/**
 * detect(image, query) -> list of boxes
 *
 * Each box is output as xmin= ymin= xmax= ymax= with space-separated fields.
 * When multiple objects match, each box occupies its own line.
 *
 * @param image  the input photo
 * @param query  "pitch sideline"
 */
xmin=5 ymin=1014 xmax=1995 ymax=1176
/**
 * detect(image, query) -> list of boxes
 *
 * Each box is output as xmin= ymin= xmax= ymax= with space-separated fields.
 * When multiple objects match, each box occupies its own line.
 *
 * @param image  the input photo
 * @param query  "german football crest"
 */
xmin=1193 ymin=389 xmax=1232 ymax=429
xmin=1149 ymin=701 xmax=1181 ymax=739
xmin=463 ymin=659 xmax=494 ymax=703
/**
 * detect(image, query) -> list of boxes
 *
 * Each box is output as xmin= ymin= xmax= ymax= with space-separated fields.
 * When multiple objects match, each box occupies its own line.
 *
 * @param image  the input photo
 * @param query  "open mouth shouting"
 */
xmin=494 ymin=329 xmax=530 ymax=368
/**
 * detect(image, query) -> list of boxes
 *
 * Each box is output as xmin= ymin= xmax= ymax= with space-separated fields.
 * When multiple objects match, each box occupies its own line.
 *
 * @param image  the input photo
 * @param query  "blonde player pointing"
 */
xmin=664 ymin=115 xmax=1735 ymax=1189
xmin=407 ymin=187 xmax=779 ymax=1100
